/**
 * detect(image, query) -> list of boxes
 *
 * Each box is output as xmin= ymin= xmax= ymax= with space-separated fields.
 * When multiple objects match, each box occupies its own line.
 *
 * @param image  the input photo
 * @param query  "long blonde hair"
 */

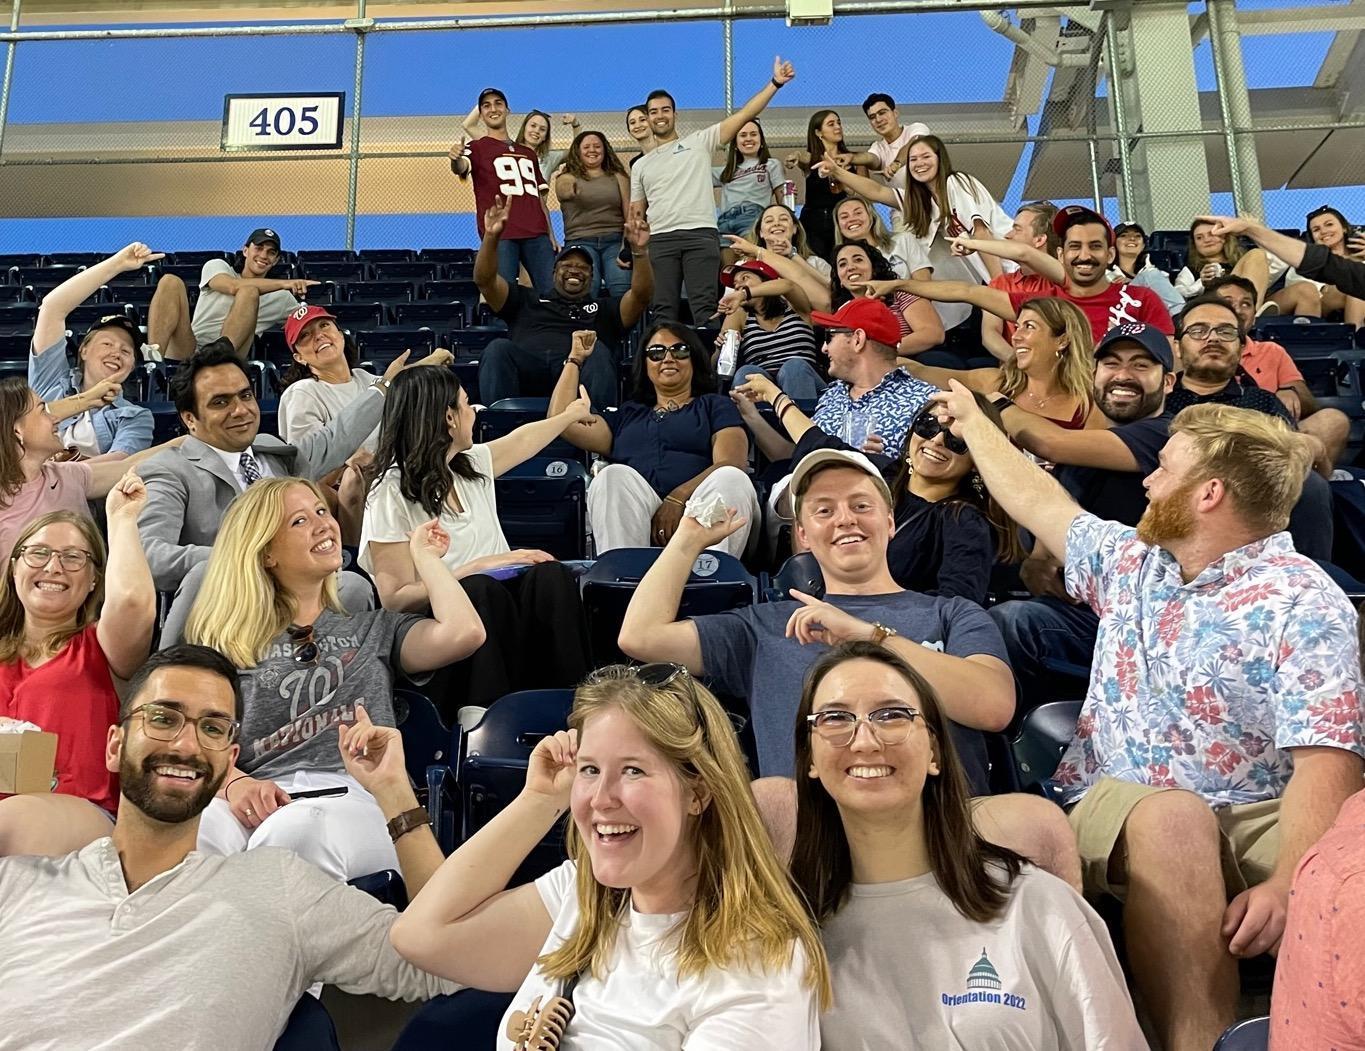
xmin=185 ymin=477 xmax=342 ymax=668
xmin=832 ymin=195 xmax=893 ymax=254
xmin=1000 ymin=297 xmax=1095 ymax=417
xmin=0 ymin=511 xmax=105 ymax=664
xmin=538 ymin=668 xmax=831 ymax=1007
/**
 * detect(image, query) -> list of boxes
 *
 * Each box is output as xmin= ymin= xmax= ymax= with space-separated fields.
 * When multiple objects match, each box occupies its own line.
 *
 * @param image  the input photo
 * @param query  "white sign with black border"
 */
xmin=221 ymin=93 xmax=346 ymax=152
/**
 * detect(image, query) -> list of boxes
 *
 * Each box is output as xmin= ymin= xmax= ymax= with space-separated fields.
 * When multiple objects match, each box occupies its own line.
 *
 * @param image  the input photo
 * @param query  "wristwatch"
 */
xmin=386 ymin=806 xmax=430 ymax=843
xmin=868 ymin=622 xmax=899 ymax=646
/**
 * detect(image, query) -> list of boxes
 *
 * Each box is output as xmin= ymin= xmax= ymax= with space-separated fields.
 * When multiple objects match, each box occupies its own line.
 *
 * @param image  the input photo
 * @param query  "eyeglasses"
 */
xmin=124 ymin=702 xmax=240 ymax=750
xmin=286 ymin=623 xmax=319 ymax=665
xmin=14 ymin=545 xmax=94 ymax=571
xmin=1182 ymin=323 xmax=1240 ymax=344
xmin=644 ymin=342 xmax=691 ymax=363
xmin=807 ymin=706 xmax=922 ymax=747
xmin=910 ymin=413 xmax=968 ymax=455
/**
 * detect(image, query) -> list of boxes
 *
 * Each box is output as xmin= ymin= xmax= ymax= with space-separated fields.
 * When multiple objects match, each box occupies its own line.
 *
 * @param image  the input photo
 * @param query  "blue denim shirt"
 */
xmin=811 ymin=366 xmax=938 ymax=460
xmin=28 ymin=337 xmax=154 ymax=455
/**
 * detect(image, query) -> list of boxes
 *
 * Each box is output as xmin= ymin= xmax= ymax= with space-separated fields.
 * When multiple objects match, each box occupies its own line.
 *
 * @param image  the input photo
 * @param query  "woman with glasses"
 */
xmin=182 ymin=477 xmax=485 ymax=881
xmin=548 ymin=322 xmax=760 ymax=557
xmin=792 ymin=641 xmax=1143 ymax=1049
xmin=0 ymin=472 xmax=154 ymax=857
xmin=393 ymin=663 xmax=830 ymax=1048
xmin=1269 ymin=205 xmax=1365 ymax=327
xmin=360 ymin=366 xmax=594 ymax=717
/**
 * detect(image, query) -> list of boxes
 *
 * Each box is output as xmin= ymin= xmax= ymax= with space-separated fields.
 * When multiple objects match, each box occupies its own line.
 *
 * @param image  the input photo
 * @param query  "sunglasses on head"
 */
xmin=644 ymin=342 xmax=692 ymax=363
xmin=911 ymin=412 xmax=968 ymax=454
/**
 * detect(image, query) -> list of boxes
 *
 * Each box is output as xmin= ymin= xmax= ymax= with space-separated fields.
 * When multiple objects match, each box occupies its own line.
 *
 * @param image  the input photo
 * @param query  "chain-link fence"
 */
xmin=0 ymin=1 xmax=1357 ymax=254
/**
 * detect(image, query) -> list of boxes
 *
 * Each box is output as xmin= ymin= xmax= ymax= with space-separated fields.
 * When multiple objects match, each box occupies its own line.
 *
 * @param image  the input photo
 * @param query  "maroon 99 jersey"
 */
xmin=463 ymin=137 xmax=550 ymax=240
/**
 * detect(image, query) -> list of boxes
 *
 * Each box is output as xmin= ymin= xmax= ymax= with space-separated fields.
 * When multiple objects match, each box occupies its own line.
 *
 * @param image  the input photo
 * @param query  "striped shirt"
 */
xmin=739 ymin=309 xmax=819 ymax=373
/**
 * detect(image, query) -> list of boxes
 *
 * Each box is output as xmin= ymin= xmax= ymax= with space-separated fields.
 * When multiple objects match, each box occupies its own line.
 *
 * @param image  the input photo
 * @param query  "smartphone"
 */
xmin=289 ymin=786 xmax=349 ymax=800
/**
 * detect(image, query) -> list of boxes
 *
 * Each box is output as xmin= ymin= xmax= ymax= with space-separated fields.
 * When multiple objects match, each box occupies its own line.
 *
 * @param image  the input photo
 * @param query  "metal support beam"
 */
xmin=1103 ymin=10 xmax=1134 ymax=219
xmin=0 ymin=0 xmax=23 ymax=159
xmin=723 ymin=0 xmax=734 ymax=113
xmin=344 ymin=1 xmax=367 ymax=251
xmin=1207 ymin=0 xmax=1264 ymax=218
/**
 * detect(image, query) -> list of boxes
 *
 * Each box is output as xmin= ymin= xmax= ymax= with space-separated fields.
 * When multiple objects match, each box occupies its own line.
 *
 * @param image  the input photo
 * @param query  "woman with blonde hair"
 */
xmin=793 ymin=641 xmax=1144 ymax=1049
xmin=0 ymin=472 xmax=153 ymax=857
xmin=182 ymin=476 xmax=485 ymax=881
xmin=393 ymin=663 xmax=830 ymax=1049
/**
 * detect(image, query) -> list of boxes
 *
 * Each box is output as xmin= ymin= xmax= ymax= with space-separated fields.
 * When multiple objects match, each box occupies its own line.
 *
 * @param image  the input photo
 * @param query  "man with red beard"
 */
xmin=934 ymin=382 xmax=1365 ymax=1051
xmin=0 ymin=646 xmax=455 ymax=1050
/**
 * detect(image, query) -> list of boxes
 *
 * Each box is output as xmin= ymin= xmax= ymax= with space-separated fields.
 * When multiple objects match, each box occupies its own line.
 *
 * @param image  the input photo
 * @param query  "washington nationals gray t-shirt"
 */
xmin=235 ymin=608 xmax=423 ymax=781
xmin=692 ymin=591 xmax=1008 ymax=790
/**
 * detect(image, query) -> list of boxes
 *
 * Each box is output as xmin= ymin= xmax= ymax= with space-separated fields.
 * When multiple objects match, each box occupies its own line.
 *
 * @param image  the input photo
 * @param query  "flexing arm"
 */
xmin=32 ymin=243 xmax=164 ymax=353
xmin=95 ymin=472 xmax=156 ymax=679
xmin=549 ymin=332 xmax=613 ymax=455
xmin=718 ymin=56 xmax=796 ymax=144
xmin=934 ymin=380 xmax=1082 ymax=560
xmin=397 ymin=521 xmax=487 ymax=674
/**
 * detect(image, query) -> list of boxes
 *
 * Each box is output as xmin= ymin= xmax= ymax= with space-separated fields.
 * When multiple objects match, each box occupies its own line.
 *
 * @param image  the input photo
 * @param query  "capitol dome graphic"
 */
xmin=966 ymin=949 xmax=1003 ymax=992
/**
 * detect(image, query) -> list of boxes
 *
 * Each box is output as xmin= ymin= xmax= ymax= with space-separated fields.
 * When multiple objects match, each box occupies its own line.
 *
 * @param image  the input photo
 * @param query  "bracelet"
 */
xmin=565 ymin=358 xmax=583 ymax=368
xmin=741 ymin=286 xmax=752 ymax=301
xmin=223 ymin=774 xmax=251 ymax=801
xmin=664 ymin=495 xmax=685 ymax=508
xmin=771 ymin=77 xmax=783 ymax=90
xmin=386 ymin=806 xmax=431 ymax=843
xmin=869 ymin=622 xmax=899 ymax=646
xmin=773 ymin=394 xmax=791 ymax=416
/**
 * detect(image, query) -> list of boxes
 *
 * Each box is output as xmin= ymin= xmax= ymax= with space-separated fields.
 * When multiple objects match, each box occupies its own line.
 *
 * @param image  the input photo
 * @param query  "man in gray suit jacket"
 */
xmin=138 ymin=340 xmax=398 ymax=640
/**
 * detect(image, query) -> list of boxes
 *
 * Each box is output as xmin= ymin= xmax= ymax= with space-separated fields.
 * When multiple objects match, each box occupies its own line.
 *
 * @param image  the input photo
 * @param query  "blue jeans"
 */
xmin=565 ymin=234 xmax=630 ymax=299
xmin=988 ymin=596 xmax=1099 ymax=719
xmin=717 ymin=202 xmax=763 ymax=239
xmin=734 ymin=359 xmax=826 ymax=402
xmin=495 ymin=235 xmax=555 ymax=293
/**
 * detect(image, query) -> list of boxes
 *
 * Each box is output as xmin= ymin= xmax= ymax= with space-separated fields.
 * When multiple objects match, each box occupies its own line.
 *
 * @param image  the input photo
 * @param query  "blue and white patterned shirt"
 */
xmin=1055 ymin=513 xmax=1365 ymax=807
xmin=811 ymin=366 xmax=938 ymax=460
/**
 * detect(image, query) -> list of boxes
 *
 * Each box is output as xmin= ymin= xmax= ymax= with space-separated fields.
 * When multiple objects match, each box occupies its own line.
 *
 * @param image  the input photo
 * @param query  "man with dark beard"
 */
xmin=933 ymin=383 xmax=1364 ymax=1051
xmin=0 ymin=645 xmax=455 ymax=1051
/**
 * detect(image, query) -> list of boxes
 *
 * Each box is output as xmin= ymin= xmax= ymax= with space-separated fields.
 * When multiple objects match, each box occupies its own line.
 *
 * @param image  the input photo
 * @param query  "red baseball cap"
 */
xmin=1052 ymin=205 xmax=1115 ymax=246
xmin=721 ymin=260 xmax=780 ymax=287
xmin=284 ymin=304 xmax=338 ymax=349
xmin=809 ymin=297 xmax=902 ymax=346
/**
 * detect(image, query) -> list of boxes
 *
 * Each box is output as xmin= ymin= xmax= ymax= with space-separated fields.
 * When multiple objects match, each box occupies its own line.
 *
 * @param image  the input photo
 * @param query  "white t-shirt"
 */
xmin=359 ymin=443 xmax=509 ymax=575
xmin=499 ymin=860 xmax=820 ymax=1051
xmin=820 ymin=865 xmax=1146 ymax=1051
xmin=895 ymin=175 xmax=1013 ymax=284
xmin=192 ymin=258 xmax=300 ymax=346
xmin=631 ymin=124 xmax=724 ymax=235
xmin=887 ymin=231 xmax=934 ymax=279
xmin=278 ymin=370 xmax=381 ymax=453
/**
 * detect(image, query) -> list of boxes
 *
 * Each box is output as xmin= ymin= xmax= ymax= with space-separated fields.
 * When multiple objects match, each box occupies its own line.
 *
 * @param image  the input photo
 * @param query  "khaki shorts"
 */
xmin=1068 ymin=777 xmax=1280 ymax=901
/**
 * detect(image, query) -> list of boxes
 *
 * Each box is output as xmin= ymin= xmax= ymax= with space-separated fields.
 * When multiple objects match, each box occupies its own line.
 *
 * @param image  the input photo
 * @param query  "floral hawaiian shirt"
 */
xmin=811 ymin=367 xmax=937 ymax=460
xmin=1054 ymin=513 xmax=1364 ymax=807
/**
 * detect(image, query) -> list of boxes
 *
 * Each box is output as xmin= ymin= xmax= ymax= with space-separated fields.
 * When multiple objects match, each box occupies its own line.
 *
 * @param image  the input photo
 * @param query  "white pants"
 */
xmin=196 ymin=769 xmax=398 ymax=882
xmin=587 ymin=463 xmax=760 ymax=558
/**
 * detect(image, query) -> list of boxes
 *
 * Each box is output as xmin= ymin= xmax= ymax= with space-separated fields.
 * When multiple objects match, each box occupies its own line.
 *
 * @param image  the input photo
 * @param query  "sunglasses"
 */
xmin=585 ymin=662 xmax=747 ymax=738
xmin=286 ymin=623 xmax=319 ymax=665
xmin=644 ymin=342 xmax=691 ymax=363
xmin=911 ymin=413 xmax=968 ymax=455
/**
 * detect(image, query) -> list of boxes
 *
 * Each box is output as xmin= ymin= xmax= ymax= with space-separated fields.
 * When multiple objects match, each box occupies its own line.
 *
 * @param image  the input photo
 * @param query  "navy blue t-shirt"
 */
xmin=605 ymin=394 xmax=744 ymax=497
xmin=1057 ymin=414 xmax=1170 ymax=527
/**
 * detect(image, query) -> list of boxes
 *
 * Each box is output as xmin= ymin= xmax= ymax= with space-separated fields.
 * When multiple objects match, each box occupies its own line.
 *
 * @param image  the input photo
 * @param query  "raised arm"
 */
xmin=95 ymin=471 xmax=156 ymax=679
xmin=1198 ymin=215 xmax=1305 ymax=270
xmin=718 ymin=56 xmax=796 ymax=144
xmin=934 ymin=380 xmax=1082 ymax=560
xmin=550 ymin=332 xmax=613 ymax=455
xmin=396 ymin=521 xmax=487 ymax=674
xmin=854 ymin=276 xmax=1016 ymax=321
xmin=725 ymin=235 xmax=832 ymax=311
xmin=390 ymin=732 xmax=569 ymax=989
xmin=488 ymin=385 xmax=593 ymax=476
xmin=950 ymin=233 xmax=1065 ymax=285
xmin=32 ymin=243 xmax=164 ymax=353
xmin=473 ymin=196 xmax=512 ymax=314
xmin=619 ymin=216 xmax=654 ymax=328
xmin=87 ymin=436 xmax=185 ymax=497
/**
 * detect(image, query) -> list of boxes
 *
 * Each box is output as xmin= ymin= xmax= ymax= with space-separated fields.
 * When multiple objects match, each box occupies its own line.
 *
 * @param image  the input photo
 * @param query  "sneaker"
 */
xmin=140 ymin=342 xmax=163 ymax=362
xmin=1257 ymin=301 xmax=1280 ymax=318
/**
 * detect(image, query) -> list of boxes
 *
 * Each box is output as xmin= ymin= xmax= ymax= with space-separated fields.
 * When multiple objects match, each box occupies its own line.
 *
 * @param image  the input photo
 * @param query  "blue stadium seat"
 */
xmin=450 ymin=326 xmax=503 ymax=358
xmin=101 ymin=270 xmax=152 ymax=286
xmin=582 ymin=548 xmax=754 ymax=666
xmin=1147 ymin=230 xmax=1190 ymax=255
xmin=422 ymin=280 xmax=481 ymax=324
xmin=474 ymin=398 xmax=586 ymax=464
xmin=346 ymin=280 xmax=416 ymax=305
xmin=0 ymin=253 xmax=43 ymax=271
xmin=394 ymin=300 xmax=466 ymax=333
xmin=1011 ymin=700 xmax=1081 ymax=793
xmin=170 ymin=250 xmax=231 ymax=267
xmin=303 ymin=261 xmax=367 ymax=283
xmin=0 ymin=357 xmax=27 ymax=379
xmin=67 ymin=303 xmax=135 ymax=331
xmin=355 ymin=327 xmax=437 ymax=363
xmin=326 ymin=301 xmax=386 ymax=330
xmin=0 ymin=284 xmax=29 ymax=302
xmin=357 ymin=248 xmax=416 ymax=263
xmin=451 ymin=360 xmax=480 ymax=405
xmin=159 ymin=262 xmax=208 ymax=284
xmin=494 ymin=457 xmax=590 ymax=559
xmin=272 ymin=995 xmax=341 ymax=1051
xmin=46 ymin=252 xmax=103 ymax=267
xmin=1213 ymin=1016 xmax=1268 ymax=1051
xmin=254 ymin=330 xmax=292 ymax=370
xmin=419 ymin=247 xmax=477 ymax=265
xmin=0 ymin=304 xmax=37 ymax=334
xmin=765 ymin=551 xmax=824 ymax=602
xmin=265 ymin=263 xmax=295 ymax=280
xmin=372 ymin=261 xmax=440 ymax=282
xmin=113 ymin=285 xmax=156 ymax=310
xmin=296 ymin=249 xmax=356 ymax=264
xmin=391 ymin=990 xmax=513 ymax=1051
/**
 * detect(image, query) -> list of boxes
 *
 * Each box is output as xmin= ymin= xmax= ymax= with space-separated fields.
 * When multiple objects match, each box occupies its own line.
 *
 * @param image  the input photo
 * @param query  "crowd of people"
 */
xmin=2 ymin=60 xmax=1365 ymax=1051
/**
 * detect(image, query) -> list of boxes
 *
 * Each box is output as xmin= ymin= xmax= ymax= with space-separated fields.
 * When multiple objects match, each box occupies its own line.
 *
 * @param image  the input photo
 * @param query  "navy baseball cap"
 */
xmin=478 ymin=87 xmax=507 ymax=106
xmin=246 ymin=227 xmax=281 ymax=251
xmin=82 ymin=312 xmax=141 ymax=350
xmin=557 ymin=244 xmax=595 ymax=267
xmin=1095 ymin=322 xmax=1174 ymax=372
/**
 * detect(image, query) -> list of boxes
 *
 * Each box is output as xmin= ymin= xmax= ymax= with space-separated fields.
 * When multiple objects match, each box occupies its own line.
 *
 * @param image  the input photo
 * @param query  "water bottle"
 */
xmin=782 ymin=180 xmax=797 ymax=211
xmin=717 ymin=330 xmax=740 ymax=379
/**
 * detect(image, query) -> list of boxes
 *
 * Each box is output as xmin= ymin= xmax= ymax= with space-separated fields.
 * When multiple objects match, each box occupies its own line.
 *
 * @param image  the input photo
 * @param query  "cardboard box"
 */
xmin=0 ymin=732 xmax=57 ymax=794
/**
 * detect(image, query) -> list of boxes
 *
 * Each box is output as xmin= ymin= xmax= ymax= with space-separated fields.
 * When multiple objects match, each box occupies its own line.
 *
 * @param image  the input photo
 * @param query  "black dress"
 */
xmin=799 ymin=165 xmax=847 ymax=261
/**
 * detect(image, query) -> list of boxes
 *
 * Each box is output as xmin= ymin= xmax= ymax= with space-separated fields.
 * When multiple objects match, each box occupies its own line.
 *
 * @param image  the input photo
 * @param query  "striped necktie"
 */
xmin=239 ymin=450 xmax=263 ymax=487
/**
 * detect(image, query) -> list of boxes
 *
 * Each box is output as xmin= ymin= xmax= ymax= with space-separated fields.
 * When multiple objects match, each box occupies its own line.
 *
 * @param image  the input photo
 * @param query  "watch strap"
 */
xmin=386 ymin=806 xmax=430 ymax=843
